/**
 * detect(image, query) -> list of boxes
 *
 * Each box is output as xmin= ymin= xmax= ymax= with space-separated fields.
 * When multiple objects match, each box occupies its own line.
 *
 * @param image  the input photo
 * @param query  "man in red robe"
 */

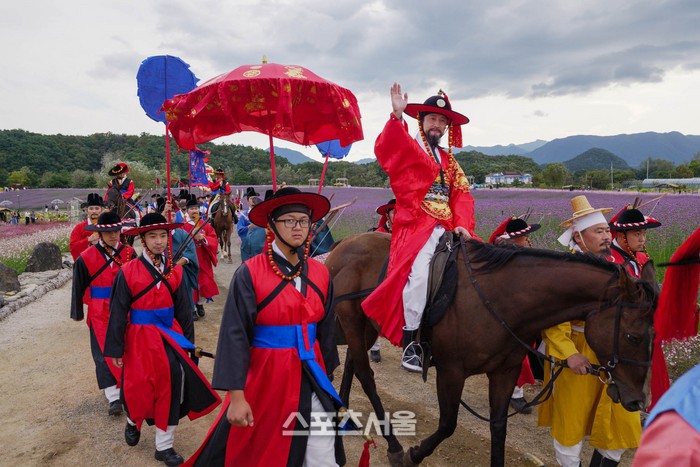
xmin=104 ymin=213 xmax=220 ymax=466
xmin=71 ymin=211 xmax=135 ymax=416
xmin=69 ymin=193 xmax=105 ymax=260
xmin=206 ymin=168 xmax=234 ymax=219
xmin=184 ymin=187 xmax=342 ymax=467
xmin=182 ymin=195 xmax=219 ymax=320
xmin=362 ymin=83 xmax=477 ymax=372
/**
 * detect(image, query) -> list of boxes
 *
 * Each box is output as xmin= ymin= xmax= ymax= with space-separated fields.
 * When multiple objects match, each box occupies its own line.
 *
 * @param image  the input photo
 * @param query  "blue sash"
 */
xmin=130 ymin=307 xmax=195 ymax=350
xmin=253 ymin=324 xmax=342 ymax=406
xmin=90 ymin=286 xmax=111 ymax=299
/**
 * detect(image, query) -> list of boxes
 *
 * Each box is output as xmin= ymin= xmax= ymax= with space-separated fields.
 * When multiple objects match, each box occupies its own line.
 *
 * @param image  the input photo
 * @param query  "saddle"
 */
xmin=418 ymin=231 xmax=461 ymax=380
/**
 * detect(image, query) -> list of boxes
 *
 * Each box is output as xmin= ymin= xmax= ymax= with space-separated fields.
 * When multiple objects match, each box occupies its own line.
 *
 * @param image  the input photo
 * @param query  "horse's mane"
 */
xmin=466 ymin=240 xmax=619 ymax=274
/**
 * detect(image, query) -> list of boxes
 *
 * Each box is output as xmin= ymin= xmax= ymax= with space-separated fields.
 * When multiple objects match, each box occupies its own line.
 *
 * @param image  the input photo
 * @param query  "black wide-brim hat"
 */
xmin=609 ymin=208 xmax=661 ymax=231
xmin=185 ymin=194 xmax=200 ymax=208
xmin=245 ymin=187 xmax=259 ymax=198
xmin=404 ymin=94 xmax=469 ymax=125
xmin=249 ymin=187 xmax=330 ymax=228
xmin=108 ymin=162 xmax=129 ymax=177
xmin=85 ymin=211 xmax=123 ymax=232
xmin=376 ymin=199 xmax=396 ymax=216
xmin=85 ymin=193 xmax=105 ymax=208
xmin=123 ymin=212 xmax=183 ymax=236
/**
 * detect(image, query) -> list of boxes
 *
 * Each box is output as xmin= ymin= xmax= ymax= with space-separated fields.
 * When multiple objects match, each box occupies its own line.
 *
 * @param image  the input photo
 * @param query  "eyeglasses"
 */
xmin=274 ymin=218 xmax=311 ymax=228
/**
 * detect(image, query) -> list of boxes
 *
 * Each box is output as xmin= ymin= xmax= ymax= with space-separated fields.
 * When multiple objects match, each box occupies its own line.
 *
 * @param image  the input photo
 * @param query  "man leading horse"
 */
xmin=362 ymin=83 xmax=478 ymax=373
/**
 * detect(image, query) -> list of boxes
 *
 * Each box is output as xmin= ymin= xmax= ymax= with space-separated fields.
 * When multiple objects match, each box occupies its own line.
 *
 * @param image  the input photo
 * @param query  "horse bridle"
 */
xmin=585 ymin=298 xmax=654 ymax=385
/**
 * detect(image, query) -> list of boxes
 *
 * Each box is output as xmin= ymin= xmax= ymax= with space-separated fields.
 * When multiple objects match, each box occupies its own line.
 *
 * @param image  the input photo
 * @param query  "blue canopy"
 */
xmin=136 ymin=55 xmax=198 ymax=123
xmin=316 ymin=139 xmax=352 ymax=160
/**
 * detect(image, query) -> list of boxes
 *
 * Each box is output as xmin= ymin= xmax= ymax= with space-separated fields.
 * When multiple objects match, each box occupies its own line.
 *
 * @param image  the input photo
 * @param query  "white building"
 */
xmin=484 ymin=171 xmax=533 ymax=185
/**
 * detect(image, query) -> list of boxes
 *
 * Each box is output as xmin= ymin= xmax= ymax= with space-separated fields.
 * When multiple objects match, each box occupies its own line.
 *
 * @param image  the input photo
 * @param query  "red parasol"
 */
xmin=162 ymin=59 xmax=364 ymax=191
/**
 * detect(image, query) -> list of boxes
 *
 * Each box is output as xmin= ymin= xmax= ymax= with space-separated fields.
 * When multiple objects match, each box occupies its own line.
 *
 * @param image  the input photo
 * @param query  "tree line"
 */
xmin=1 ymin=130 xmax=697 ymax=189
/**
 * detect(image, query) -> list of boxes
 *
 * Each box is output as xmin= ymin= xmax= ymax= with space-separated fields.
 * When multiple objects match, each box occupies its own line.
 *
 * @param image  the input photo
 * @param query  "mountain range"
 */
xmin=464 ymin=132 xmax=700 ymax=167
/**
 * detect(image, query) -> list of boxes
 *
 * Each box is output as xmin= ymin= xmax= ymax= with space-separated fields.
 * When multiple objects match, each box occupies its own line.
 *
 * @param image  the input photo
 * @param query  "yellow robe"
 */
xmin=537 ymin=320 xmax=642 ymax=449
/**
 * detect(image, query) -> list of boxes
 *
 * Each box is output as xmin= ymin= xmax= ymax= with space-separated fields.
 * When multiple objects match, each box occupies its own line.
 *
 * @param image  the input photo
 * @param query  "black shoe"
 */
xmin=370 ymin=349 xmax=382 ymax=363
xmin=196 ymin=304 xmax=205 ymax=317
xmin=155 ymin=448 xmax=184 ymax=466
xmin=108 ymin=400 xmax=123 ymax=416
xmin=510 ymin=397 xmax=532 ymax=414
xmin=192 ymin=310 xmax=198 ymax=321
xmin=124 ymin=422 xmax=140 ymax=446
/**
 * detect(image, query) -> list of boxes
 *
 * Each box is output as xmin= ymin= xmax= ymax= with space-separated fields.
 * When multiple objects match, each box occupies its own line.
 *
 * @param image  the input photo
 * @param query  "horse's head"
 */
xmin=105 ymin=185 xmax=121 ymax=210
xmin=585 ymin=261 xmax=659 ymax=412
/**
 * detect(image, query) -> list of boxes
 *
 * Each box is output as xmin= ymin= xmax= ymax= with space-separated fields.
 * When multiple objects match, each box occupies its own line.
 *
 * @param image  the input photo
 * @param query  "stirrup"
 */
xmin=401 ymin=343 xmax=423 ymax=373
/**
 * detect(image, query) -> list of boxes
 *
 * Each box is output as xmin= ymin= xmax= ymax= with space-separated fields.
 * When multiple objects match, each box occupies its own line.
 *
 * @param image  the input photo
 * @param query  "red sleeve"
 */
xmin=225 ymin=183 xmax=231 ymax=194
xmin=200 ymin=224 xmax=219 ymax=266
xmin=633 ymin=412 xmax=700 ymax=466
xmin=122 ymin=181 xmax=134 ymax=199
xmin=69 ymin=223 xmax=89 ymax=260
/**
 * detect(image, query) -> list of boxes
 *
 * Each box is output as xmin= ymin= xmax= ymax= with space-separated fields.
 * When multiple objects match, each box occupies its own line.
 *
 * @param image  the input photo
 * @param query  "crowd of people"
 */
xmin=62 ymin=86 xmax=700 ymax=467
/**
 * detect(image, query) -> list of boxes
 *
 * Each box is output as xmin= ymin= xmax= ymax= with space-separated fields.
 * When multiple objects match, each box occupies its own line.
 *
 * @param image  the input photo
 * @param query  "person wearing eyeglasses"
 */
xmin=185 ymin=187 xmax=343 ymax=466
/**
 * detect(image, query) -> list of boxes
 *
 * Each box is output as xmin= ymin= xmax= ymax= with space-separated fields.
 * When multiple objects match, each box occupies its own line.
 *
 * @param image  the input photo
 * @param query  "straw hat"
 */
xmin=559 ymin=195 xmax=612 ymax=228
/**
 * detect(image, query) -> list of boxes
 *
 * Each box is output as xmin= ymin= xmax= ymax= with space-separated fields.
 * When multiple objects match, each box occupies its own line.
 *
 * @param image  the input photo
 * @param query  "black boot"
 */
xmin=196 ymin=304 xmax=206 ymax=317
xmin=590 ymin=450 xmax=619 ymax=467
xmin=192 ymin=310 xmax=198 ymax=321
xmin=370 ymin=349 xmax=382 ymax=363
xmin=401 ymin=328 xmax=422 ymax=373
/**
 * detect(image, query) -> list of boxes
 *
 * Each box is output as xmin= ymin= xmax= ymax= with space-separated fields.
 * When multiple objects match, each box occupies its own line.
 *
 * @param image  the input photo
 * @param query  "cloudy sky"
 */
xmin=2 ymin=0 xmax=699 ymax=162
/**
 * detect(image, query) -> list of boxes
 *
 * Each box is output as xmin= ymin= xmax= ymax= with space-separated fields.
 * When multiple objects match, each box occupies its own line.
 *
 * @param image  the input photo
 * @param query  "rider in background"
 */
xmin=539 ymin=195 xmax=641 ymax=467
xmin=105 ymin=162 xmax=140 ymax=213
xmin=207 ymin=168 xmax=234 ymax=219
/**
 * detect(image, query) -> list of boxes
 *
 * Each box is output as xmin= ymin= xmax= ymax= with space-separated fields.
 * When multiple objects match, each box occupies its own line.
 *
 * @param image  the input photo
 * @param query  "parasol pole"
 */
xmin=164 ymin=124 xmax=174 ymax=260
xmin=318 ymin=152 xmax=331 ymax=194
xmin=268 ymin=125 xmax=277 ymax=192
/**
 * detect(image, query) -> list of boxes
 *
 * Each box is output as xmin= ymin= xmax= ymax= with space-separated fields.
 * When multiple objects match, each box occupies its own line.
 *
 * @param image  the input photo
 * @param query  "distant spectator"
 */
xmin=24 ymin=211 xmax=30 ymax=225
xmin=30 ymin=211 xmax=36 ymax=223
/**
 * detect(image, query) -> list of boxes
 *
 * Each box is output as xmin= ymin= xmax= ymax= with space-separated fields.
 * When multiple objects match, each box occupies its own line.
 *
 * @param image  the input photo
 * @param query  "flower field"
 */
xmin=0 ymin=222 xmax=72 ymax=273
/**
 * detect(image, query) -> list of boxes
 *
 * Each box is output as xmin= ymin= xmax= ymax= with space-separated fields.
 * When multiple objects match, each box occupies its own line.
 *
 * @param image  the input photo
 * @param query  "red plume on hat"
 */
xmin=488 ymin=217 xmax=512 ymax=244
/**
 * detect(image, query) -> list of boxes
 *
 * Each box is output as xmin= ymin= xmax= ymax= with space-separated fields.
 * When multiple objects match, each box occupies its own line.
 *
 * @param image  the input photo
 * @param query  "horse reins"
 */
xmin=457 ymin=239 xmax=654 ymax=421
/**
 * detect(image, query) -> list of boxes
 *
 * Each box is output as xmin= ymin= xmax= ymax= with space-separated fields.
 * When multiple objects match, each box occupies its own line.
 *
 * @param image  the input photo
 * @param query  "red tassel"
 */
xmin=358 ymin=439 xmax=376 ymax=467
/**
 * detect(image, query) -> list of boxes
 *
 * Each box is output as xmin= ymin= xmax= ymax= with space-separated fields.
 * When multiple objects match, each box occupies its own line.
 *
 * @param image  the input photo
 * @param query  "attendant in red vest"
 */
xmin=362 ymin=84 xmax=478 ymax=373
xmin=104 ymin=213 xmax=220 ymax=467
xmin=183 ymin=195 xmax=219 ymax=320
xmin=489 ymin=216 xmax=541 ymax=414
xmin=71 ymin=211 xmax=135 ymax=416
xmin=184 ymin=187 xmax=342 ymax=467
xmin=69 ymin=193 xmax=105 ymax=260
xmin=609 ymin=206 xmax=669 ymax=410
xmin=609 ymin=206 xmax=661 ymax=276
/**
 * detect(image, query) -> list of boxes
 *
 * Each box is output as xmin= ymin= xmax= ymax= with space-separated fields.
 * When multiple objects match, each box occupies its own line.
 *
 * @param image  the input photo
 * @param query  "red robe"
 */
xmin=69 ymin=220 xmax=93 ymax=260
xmin=71 ymin=242 xmax=135 ymax=384
xmin=611 ymin=244 xmax=669 ymax=409
xmin=104 ymin=258 xmax=220 ymax=430
xmin=362 ymin=116 xmax=478 ymax=346
xmin=185 ymin=253 xmax=338 ymax=466
xmin=183 ymin=221 xmax=219 ymax=300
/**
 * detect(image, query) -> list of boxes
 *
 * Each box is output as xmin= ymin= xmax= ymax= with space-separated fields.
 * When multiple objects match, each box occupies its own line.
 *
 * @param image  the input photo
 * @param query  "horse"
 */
xmin=212 ymin=191 xmax=234 ymax=263
xmin=324 ymin=232 xmax=659 ymax=467
xmin=104 ymin=184 xmax=140 ymax=246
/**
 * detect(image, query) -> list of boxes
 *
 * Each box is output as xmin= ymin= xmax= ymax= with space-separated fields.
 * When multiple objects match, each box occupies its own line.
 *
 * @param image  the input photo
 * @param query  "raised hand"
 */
xmin=391 ymin=82 xmax=408 ymax=120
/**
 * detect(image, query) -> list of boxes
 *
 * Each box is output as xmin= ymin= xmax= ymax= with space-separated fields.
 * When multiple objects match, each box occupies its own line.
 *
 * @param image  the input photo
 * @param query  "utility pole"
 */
xmin=610 ymin=161 xmax=614 ymax=190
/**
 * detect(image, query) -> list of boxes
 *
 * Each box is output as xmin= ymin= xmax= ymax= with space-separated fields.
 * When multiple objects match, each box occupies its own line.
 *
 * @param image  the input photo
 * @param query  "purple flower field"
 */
xmin=2 ymin=186 xmax=697 ymax=268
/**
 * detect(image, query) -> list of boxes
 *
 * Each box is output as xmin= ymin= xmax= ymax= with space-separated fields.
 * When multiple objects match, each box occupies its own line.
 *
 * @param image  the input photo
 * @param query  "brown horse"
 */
xmin=324 ymin=232 xmax=658 ymax=467
xmin=212 ymin=192 xmax=234 ymax=263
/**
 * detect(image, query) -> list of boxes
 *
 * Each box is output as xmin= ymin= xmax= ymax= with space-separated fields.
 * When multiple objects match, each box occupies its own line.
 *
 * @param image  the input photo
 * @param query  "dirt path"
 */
xmin=0 ymin=242 xmax=636 ymax=466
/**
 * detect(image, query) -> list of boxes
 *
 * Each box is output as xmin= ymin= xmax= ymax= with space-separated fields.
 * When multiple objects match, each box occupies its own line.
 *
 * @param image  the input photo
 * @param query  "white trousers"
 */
xmin=403 ymin=225 xmax=445 ymax=330
xmin=553 ymin=439 xmax=625 ymax=466
xmin=303 ymin=393 xmax=337 ymax=467
xmin=104 ymin=385 xmax=120 ymax=403
xmin=512 ymin=386 xmax=524 ymax=399
xmin=370 ymin=339 xmax=381 ymax=351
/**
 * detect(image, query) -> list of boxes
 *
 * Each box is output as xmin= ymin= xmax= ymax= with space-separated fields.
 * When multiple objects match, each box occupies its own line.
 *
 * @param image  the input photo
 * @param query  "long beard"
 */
xmin=425 ymin=130 xmax=443 ymax=147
